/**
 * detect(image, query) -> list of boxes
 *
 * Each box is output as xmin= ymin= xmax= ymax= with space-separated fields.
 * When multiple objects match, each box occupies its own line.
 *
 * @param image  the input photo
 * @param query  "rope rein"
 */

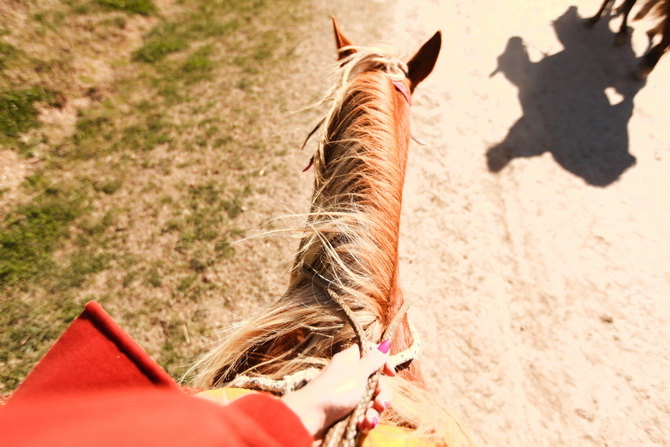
xmin=227 ymin=324 xmax=420 ymax=394
xmin=302 ymin=264 xmax=412 ymax=447
xmin=226 ymin=264 xmax=420 ymax=446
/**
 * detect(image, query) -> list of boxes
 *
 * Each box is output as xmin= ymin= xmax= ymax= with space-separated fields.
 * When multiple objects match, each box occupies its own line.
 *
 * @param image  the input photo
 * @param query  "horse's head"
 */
xmin=324 ymin=18 xmax=442 ymax=195
xmin=332 ymin=17 xmax=442 ymax=94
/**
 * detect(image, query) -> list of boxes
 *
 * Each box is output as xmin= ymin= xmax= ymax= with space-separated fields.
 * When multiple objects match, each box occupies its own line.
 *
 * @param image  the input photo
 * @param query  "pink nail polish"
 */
xmin=371 ymin=417 xmax=378 ymax=428
xmin=378 ymin=340 xmax=391 ymax=354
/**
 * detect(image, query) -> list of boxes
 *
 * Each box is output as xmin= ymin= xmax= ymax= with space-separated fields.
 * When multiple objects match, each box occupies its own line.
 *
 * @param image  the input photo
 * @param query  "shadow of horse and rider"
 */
xmin=487 ymin=6 xmax=647 ymax=187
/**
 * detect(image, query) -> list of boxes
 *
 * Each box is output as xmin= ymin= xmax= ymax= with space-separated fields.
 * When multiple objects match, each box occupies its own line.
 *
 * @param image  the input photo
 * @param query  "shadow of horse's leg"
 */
xmin=635 ymin=15 xmax=670 ymax=80
xmin=614 ymin=0 xmax=638 ymax=46
xmin=586 ymin=0 xmax=615 ymax=27
xmin=635 ymin=43 xmax=666 ymax=79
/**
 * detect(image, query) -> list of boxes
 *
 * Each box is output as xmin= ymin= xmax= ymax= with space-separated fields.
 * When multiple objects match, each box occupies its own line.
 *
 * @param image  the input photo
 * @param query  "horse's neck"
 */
xmin=326 ymin=71 xmax=411 ymax=228
xmin=330 ymin=73 xmax=421 ymax=382
xmin=321 ymin=72 xmax=409 ymax=286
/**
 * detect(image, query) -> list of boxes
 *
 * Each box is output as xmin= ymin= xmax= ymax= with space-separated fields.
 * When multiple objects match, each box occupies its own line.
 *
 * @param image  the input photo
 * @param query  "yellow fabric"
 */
xmin=196 ymin=388 xmax=435 ymax=446
xmin=197 ymin=387 xmax=260 ymax=404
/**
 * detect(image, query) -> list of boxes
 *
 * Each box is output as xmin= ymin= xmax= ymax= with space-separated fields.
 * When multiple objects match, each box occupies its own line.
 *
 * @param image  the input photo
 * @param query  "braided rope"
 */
xmin=228 ymin=367 xmax=321 ymax=395
xmin=223 ymin=264 xmax=418 ymax=447
xmin=227 ymin=325 xmax=420 ymax=394
xmin=389 ymin=321 xmax=420 ymax=367
xmin=303 ymin=265 xmax=368 ymax=348
xmin=335 ymin=300 xmax=411 ymax=447
xmin=301 ymin=264 xmax=411 ymax=447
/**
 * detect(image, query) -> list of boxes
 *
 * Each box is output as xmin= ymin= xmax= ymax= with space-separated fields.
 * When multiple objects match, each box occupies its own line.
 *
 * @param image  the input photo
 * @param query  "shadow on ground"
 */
xmin=487 ymin=6 xmax=645 ymax=187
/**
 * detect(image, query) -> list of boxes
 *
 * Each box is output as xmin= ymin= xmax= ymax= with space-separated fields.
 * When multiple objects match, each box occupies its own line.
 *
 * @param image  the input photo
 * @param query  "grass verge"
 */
xmin=0 ymin=0 xmax=309 ymax=392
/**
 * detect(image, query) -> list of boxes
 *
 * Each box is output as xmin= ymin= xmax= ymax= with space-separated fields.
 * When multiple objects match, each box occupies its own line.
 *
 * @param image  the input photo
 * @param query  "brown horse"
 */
xmin=587 ymin=0 xmax=670 ymax=79
xmin=192 ymin=18 xmax=470 ymax=446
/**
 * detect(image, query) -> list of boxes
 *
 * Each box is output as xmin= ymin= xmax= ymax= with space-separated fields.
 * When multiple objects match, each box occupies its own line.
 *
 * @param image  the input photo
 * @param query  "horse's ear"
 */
xmin=407 ymin=31 xmax=441 ymax=91
xmin=332 ymin=16 xmax=356 ymax=60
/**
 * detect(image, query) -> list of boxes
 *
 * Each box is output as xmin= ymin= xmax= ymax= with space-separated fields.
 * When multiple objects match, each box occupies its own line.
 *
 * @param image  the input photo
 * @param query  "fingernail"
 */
xmin=383 ymin=401 xmax=390 ymax=410
xmin=378 ymin=340 xmax=391 ymax=354
xmin=371 ymin=417 xmax=379 ymax=428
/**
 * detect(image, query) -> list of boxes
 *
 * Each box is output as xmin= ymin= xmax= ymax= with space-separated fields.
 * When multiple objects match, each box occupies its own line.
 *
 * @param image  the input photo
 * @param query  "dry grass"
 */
xmin=0 ymin=0 xmax=318 ymax=391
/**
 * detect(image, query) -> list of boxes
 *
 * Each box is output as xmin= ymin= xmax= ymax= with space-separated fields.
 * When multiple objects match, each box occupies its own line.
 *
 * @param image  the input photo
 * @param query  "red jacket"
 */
xmin=0 ymin=388 xmax=312 ymax=447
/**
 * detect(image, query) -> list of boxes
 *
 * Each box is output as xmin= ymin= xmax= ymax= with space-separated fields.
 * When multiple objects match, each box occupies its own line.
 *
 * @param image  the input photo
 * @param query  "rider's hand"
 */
xmin=282 ymin=342 xmax=396 ymax=443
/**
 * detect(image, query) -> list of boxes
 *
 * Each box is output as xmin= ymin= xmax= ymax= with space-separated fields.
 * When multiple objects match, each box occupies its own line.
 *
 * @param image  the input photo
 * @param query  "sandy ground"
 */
xmin=291 ymin=1 xmax=670 ymax=446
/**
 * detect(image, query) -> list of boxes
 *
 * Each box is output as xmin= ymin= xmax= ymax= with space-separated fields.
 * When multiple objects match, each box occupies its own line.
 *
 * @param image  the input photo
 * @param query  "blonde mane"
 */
xmin=191 ymin=48 xmax=470 ymax=446
xmin=294 ymin=48 xmax=411 ymax=320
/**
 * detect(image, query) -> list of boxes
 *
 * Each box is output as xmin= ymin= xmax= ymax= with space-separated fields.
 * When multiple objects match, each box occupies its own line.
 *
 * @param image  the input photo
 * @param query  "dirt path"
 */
xmin=299 ymin=1 xmax=670 ymax=446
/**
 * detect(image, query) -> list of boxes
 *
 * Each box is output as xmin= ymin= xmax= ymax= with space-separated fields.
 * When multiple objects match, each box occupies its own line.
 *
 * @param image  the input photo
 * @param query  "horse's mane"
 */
xmin=191 ymin=48 xmax=470 ymax=446
xmin=292 ymin=48 xmax=412 ymax=322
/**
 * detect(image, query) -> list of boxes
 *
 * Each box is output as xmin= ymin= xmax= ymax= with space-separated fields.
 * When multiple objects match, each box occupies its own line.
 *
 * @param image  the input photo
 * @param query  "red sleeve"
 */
xmin=0 ymin=388 xmax=312 ymax=447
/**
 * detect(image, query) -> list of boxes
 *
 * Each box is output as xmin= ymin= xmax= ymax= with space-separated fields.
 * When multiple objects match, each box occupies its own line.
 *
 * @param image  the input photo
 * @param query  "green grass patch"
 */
xmin=69 ymin=113 xmax=115 ymax=159
xmin=158 ymin=317 xmax=190 ymax=376
xmin=94 ymin=0 xmax=157 ymax=16
xmin=147 ymin=267 xmax=161 ymax=287
xmin=177 ymin=273 xmax=198 ymax=291
xmin=215 ymin=240 xmax=235 ymax=259
xmin=77 ymin=209 xmax=118 ymax=242
xmin=0 ymin=87 xmax=59 ymax=145
xmin=69 ymin=108 xmax=173 ymax=158
xmin=53 ymin=251 xmax=113 ymax=292
xmin=181 ymin=45 xmax=215 ymax=84
xmin=182 ymin=45 xmax=214 ymax=73
xmin=0 ymin=184 xmax=85 ymax=287
xmin=156 ymin=82 xmax=185 ymax=105
xmin=0 ymin=41 xmax=19 ymax=70
xmin=173 ymin=182 xmax=252 ymax=269
xmin=131 ymin=1 xmax=245 ymax=65
xmin=133 ymin=22 xmax=189 ymax=63
xmin=117 ymin=118 xmax=171 ymax=152
xmin=95 ymin=178 xmax=123 ymax=195
xmin=71 ymin=0 xmax=156 ymax=16
xmin=31 ymin=9 xmax=68 ymax=32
